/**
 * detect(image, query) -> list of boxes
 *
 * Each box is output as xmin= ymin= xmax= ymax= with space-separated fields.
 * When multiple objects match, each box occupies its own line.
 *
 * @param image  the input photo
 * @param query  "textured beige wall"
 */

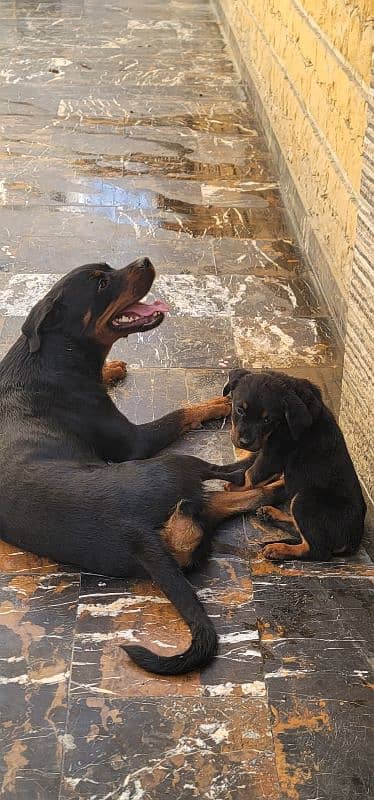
xmin=340 ymin=61 xmax=373 ymax=504
xmin=217 ymin=0 xmax=373 ymax=321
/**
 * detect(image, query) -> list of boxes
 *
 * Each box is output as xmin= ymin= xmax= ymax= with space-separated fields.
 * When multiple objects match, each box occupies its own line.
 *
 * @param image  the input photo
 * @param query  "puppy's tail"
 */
xmin=122 ymin=535 xmax=217 ymax=675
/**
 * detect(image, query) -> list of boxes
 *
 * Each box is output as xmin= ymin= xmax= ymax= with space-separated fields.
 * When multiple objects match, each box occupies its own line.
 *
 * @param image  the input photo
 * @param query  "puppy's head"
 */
xmin=22 ymin=258 xmax=169 ymax=353
xmin=223 ymin=368 xmax=322 ymax=450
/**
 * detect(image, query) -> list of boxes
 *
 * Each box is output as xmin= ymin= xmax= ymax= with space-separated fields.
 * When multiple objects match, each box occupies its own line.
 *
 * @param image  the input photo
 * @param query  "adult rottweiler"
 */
xmin=0 ymin=259 xmax=262 ymax=676
xmin=223 ymin=368 xmax=366 ymax=561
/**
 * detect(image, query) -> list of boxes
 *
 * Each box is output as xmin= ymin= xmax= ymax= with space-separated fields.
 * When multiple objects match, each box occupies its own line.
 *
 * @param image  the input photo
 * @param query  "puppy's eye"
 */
xmin=97 ymin=276 xmax=109 ymax=292
xmin=263 ymin=415 xmax=271 ymax=425
xmin=236 ymin=406 xmax=245 ymax=417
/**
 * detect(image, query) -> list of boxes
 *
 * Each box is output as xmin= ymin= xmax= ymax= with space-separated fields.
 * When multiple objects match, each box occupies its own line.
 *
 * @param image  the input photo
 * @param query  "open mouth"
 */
xmin=110 ymin=299 xmax=169 ymax=335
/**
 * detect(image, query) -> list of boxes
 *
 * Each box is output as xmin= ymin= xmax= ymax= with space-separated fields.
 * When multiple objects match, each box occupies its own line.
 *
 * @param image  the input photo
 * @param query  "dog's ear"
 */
xmin=22 ymin=290 xmax=62 ymax=353
xmin=222 ymin=368 xmax=249 ymax=396
xmin=283 ymin=392 xmax=313 ymax=441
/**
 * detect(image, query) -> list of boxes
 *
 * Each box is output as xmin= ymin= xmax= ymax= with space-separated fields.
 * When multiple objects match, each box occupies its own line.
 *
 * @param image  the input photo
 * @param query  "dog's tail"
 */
xmin=122 ymin=535 xmax=217 ymax=675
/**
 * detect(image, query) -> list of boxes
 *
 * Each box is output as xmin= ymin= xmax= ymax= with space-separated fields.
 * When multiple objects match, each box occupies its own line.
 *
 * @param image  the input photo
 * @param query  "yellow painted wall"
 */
xmin=218 ymin=0 xmax=373 ymax=304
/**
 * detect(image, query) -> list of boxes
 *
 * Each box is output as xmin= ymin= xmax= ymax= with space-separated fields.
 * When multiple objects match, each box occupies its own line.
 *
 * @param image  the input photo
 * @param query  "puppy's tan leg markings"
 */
xmin=161 ymin=501 xmax=204 ymax=568
xmin=262 ymin=535 xmax=310 ymax=560
xmin=261 ymin=495 xmax=310 ymax=560
xmin=102 ymin=360 xmax=127 ymax=385
xmin=257 ymin=506 xmax=293 ymax=525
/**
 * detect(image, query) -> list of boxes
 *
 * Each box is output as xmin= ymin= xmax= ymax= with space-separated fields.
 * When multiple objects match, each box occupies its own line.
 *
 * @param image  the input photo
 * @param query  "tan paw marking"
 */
xmin=102 ymin=360 xmax=127 ymax=385
xmin=262 ymin=543 xmax=290 ymax=560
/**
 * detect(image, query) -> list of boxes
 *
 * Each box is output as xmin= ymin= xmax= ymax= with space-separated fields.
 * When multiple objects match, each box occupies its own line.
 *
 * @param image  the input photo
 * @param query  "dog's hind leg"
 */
xmin=161 ymin=499 xmax=205 ymax=569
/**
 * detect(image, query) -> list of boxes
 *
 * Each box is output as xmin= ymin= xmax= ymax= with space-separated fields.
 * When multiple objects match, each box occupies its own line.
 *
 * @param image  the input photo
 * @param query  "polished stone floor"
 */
xmin=0 ymin=1 xmax=373 ymax=799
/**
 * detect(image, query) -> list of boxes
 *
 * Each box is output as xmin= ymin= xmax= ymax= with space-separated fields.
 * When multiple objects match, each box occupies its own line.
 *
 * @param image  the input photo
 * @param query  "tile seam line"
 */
xmin=290 ymin=0 xmax=372 ymax=100
xmin=243 ymin=507 xmax=284 ymax=800
xmin=252 ymin=573 xmax=374 ymax=581
xmin=258 ymin=643 xmax=284 ymax=798
xmin=213 ymin=0 xmax=360 ymax=205
xmin=57 ymin=570 xmax=81 ymax=800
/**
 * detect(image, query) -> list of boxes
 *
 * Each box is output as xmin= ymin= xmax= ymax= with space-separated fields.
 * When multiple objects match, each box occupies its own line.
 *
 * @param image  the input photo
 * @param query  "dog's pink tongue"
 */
xmin=126 ymin=300 xmax=169 ymax=317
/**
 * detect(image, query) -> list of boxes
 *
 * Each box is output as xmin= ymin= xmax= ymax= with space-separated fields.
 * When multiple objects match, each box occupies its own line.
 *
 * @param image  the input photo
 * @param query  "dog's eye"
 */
xmin=263 ymin=415 xmax=271 ymax=425
xmin=97 ymin=276 xmax=109 ymax=292
xmin=236 ymin=406 xmax=245 ymax=417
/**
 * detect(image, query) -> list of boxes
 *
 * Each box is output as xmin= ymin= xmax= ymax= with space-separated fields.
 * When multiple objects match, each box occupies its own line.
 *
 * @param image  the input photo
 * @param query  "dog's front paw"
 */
xmin=206 ymin=396 xmax=232 ymax=419
xmin=262 ymin=542 xmax=288 ymax=561
xmin=200 ymin=395 xmax=232 ymax=419
xmin=102 ymin=360 xmax=127 ymax=385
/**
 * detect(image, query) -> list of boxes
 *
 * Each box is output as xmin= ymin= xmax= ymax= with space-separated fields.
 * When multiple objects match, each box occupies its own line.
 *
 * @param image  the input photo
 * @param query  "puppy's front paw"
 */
xmin=262 ymin=542 xmax=288 ymax=561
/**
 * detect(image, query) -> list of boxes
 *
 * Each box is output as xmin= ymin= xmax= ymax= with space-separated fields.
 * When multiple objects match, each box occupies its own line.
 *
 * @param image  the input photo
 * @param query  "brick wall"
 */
xmin=340 ymin=58 xmax=373 ymax=509
xmin=215 ymin=0 xmax=373 ymax=337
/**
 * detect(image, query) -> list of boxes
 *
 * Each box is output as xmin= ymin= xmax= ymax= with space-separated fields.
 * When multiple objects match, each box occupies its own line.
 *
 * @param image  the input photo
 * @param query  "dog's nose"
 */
xmin=139 ymin=257 xmax=152 ymax=270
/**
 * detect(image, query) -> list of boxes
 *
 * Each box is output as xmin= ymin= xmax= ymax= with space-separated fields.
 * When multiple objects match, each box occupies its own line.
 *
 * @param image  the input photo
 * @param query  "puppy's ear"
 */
xmin=222 ymin=368 xmax=249 ymax=396
xmin=22 ymin=290 xmax=62 ymax=353
xmin=283 ymin=392 xmax=313 ymax=441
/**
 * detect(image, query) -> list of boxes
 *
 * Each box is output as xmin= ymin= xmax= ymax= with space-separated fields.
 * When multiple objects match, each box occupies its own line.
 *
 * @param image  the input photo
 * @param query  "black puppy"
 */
xmin=0 ymin=259 xmax=257 ymax=676
xmin=223 ymin=368 xmax=366 ymax=561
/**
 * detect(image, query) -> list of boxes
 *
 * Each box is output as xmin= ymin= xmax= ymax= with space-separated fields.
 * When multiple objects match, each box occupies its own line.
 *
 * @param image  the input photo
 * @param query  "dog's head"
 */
xmin=22 ymin=258 xmax=168 ymax=353
xmin=223 ymin=368 xmax=322 ymax=450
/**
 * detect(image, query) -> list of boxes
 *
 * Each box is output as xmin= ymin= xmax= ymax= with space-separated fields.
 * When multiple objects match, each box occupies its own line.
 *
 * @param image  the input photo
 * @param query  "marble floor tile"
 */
xmin=15 ymin=234 xmax=217 ymax=275
xmin=150 ymin=274 xmax=326 ymax=317
xmin=69 ymin=554 xmax=261 ymax=701
xmin=0 ymin=540 xmax=63 ymax=576
xmin=0 ymin=572 xmax=80 ymax=800
xmin=232 ymin=314 xmax=339 ymax=369
xmin=0 ymin=50 xmax=240 ymax=89
xmin=111 ymin=316 xmax=239 ymax=369
xmin=0 ymin=314 xmax=239 ymax=367
xmin=0 ymin=273 xmax=324 ymax=327
xmin=252 ymin=574 xmax=374 ymax=643
xmin=269 ymin=694 xmax=374 ymax=800
xmin=213 ymin=236 xmax=304 ymax=276
xmin=60 ymin=696 xmax=280 ymax=799
xmin=110 ymin=369 xmax=229 ymax=425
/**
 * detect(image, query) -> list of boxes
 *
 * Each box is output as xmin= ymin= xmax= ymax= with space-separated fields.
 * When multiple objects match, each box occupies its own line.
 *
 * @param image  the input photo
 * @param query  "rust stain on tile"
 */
xmin=2 ymin=741 xmax=28 ymax=795
xmin=271 ymin=701 xmax=332 ymax=800
xmin=0 ymin=540 xmax=59 ymax=574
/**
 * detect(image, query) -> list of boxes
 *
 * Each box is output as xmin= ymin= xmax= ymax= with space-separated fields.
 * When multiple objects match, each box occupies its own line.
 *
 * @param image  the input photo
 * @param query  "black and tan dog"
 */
xmin=0 ymin=259 xmax=264 ymax=676
xmin=223 ymin=368 xmax=366 ymax=561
